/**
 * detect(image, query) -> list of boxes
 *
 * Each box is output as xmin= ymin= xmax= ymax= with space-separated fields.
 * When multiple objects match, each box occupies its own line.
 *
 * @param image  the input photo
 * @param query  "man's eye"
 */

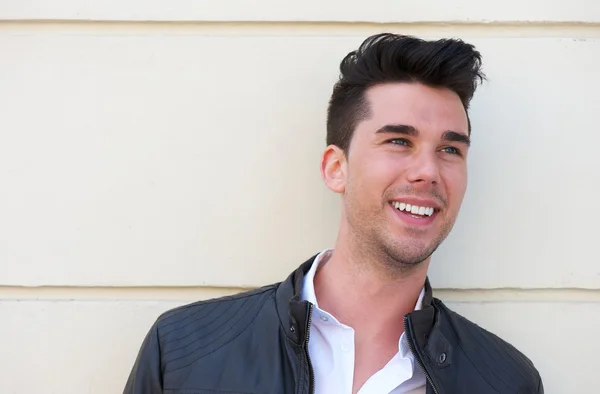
xmin=442 ymin=146 xmax=461 ymax=155
xmin=389 ymin=138 xmax=410 ymax=146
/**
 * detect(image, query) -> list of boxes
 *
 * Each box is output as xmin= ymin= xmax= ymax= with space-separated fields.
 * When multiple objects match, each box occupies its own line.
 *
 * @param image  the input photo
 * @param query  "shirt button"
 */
xmin=341 ymin=342 xmax=351 ymax=352
xmin=320 ymin=315 xmax=328 ymax=322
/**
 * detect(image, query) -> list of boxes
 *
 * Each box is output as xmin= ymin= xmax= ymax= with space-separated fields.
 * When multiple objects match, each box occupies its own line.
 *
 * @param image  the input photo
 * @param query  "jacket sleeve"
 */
xmin=123 ymin=321 xmax=163 ymax=394
xmin=537 ymin=376 xmax=544 ymax=394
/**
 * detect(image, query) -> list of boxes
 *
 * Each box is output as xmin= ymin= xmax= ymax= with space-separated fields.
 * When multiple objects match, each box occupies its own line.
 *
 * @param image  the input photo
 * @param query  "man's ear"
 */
xmin=321 ymin=145 xmax=347 ymax=194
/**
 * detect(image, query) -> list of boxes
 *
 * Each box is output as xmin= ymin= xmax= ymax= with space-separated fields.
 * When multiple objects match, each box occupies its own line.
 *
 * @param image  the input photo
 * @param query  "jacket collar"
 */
xmin=276 ymin=254 xmax=316 ymax=345
xmin=275 ymin=253 xmax=436 ymax=346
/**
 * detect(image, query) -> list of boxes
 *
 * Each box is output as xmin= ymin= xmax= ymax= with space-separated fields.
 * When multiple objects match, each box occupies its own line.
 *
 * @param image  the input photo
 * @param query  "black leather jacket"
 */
xmin=124 ymin=255 xmax=543 ymax=394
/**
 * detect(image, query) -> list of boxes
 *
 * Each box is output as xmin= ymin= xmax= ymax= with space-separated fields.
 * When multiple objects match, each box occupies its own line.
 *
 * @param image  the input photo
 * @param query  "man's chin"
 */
xmin=381 ymin=241 xmax=436 ymax=268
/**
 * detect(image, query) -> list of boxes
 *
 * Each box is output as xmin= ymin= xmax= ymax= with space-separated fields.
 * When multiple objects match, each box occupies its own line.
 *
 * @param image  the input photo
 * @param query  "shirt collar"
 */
xmin=301 ymin=248 xmax=426 ymax=360
xmin=301 ymin=248 xmax=426 ymax=312
xmin=301 ymin=248 xmax=332 ymax=307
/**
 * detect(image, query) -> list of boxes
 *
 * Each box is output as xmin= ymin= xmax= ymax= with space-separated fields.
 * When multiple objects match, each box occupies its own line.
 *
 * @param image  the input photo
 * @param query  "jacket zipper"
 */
xmin=305 ymin=306 xmax=434 ymax=394
xmin=403 ymin=316 xmax=439 ymax=394
xmin=305 ymin=303 xmax=315 ymax=394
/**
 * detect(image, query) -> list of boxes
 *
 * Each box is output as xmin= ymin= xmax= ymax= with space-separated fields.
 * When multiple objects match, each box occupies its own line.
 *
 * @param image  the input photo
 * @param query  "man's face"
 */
xmin=342 ymin=82 xmax=470 ymax=268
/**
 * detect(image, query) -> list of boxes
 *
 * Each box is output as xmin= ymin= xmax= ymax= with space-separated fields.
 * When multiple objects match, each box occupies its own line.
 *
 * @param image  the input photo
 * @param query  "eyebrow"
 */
xmin=376 ymin=124 xmax=418 ymax=136
xmin=376 ymin=124 xmax=471 ymax=146
xmin=441 ymin=130 xmax=471 ymax=146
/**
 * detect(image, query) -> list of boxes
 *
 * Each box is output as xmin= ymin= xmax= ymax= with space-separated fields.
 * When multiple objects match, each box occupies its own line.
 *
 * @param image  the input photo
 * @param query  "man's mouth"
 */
xmin=391 ymin=201 xmax=436 ymax=218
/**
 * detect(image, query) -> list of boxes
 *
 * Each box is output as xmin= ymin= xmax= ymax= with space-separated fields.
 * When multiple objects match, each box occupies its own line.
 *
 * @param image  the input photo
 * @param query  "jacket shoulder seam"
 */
xmin=157 ymin=285 xmax=276 ymax=324
xmin=162 ymin=290 xmax=274 ymax=375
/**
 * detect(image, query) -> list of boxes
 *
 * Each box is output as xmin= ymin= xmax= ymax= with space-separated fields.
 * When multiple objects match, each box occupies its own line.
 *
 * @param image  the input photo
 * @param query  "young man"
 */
xmin=123 ymin=33 xmax=543 ymax=394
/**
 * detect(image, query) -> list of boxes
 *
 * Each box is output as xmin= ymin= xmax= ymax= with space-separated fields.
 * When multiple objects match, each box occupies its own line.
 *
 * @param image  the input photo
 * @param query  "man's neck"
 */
xmin=313 ymin=244 xmax=429 ymax=394
xmin=313 ymin=247 xmax=428 ymax=334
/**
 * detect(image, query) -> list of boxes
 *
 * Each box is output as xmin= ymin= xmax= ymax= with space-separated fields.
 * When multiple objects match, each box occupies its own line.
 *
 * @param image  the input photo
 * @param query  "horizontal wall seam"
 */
xmin=1 ymin=286 xmax=600 ymax=302
xmin=0 ymin=21 xmax=600 ymax=38
xmin=2 ymin=20 xmax=600 ymax=25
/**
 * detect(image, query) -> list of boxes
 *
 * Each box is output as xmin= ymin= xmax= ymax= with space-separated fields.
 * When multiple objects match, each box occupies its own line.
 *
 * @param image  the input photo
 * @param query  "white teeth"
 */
xmin=392 ymin=202 xmax=436 ymax=217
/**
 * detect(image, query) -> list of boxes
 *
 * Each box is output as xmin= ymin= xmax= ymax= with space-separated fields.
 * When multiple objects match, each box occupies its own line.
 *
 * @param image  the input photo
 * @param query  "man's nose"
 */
xmin=406 ymin=151 xmax=441 ymax=185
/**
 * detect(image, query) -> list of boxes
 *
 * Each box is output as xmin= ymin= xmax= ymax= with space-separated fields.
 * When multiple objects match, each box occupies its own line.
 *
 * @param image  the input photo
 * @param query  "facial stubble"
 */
xmin=345 ymin=185 xmax=456 ymax=277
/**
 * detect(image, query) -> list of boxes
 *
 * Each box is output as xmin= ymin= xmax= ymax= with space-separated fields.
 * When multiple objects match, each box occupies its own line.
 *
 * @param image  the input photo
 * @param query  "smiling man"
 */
xmin=124 ymin=33 xmax=543 ymax=394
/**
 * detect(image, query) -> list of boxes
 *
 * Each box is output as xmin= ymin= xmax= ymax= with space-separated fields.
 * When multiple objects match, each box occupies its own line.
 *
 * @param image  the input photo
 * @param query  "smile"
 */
xmin=391 ymin=201 xmax=435 ymax=217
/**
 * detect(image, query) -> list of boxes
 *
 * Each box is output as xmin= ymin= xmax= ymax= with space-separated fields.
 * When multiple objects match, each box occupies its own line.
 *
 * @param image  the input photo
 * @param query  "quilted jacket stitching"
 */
xmin=162 ymin=290 xmax=272 ymax=374
xmin=162 ymin=298 xmax=243 ymax=347
xmin=159 ymin=302 xmax=220 ymax=334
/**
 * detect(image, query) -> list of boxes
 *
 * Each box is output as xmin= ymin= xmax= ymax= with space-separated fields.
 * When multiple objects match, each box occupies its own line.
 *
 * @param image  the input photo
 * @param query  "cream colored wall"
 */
xmin=1 ymin=1 xmax=599 ymax=393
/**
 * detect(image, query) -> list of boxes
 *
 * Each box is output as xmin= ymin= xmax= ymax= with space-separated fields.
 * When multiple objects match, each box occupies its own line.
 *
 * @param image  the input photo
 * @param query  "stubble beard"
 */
xmin=346 ymin=199 xmax=456 ymax=277
xmin=379 ymin=221 xmax=453 ymax=276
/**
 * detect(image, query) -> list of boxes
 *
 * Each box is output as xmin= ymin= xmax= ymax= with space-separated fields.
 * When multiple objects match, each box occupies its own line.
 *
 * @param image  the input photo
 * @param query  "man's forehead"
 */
xmin=363 ymin=83 xmax=469 ymax=134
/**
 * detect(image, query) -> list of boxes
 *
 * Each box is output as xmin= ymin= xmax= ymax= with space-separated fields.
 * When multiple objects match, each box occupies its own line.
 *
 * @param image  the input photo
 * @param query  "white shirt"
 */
xmin=301 ymin=249 xmax=427 ymax=394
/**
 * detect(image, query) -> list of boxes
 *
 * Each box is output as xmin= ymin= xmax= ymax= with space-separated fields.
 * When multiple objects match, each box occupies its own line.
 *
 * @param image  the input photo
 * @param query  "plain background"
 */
xmin=1 ymin=1 xmax=599 ymax=392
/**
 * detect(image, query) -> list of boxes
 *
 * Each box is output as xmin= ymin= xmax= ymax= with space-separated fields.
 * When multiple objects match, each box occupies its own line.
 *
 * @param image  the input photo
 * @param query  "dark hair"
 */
xmin=326 ymin=33 xmax=485 ymax=152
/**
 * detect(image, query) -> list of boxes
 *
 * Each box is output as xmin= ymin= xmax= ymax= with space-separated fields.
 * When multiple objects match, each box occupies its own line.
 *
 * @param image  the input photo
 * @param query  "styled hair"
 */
xmin=326 ymin=33 xmax=485 ymax=153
